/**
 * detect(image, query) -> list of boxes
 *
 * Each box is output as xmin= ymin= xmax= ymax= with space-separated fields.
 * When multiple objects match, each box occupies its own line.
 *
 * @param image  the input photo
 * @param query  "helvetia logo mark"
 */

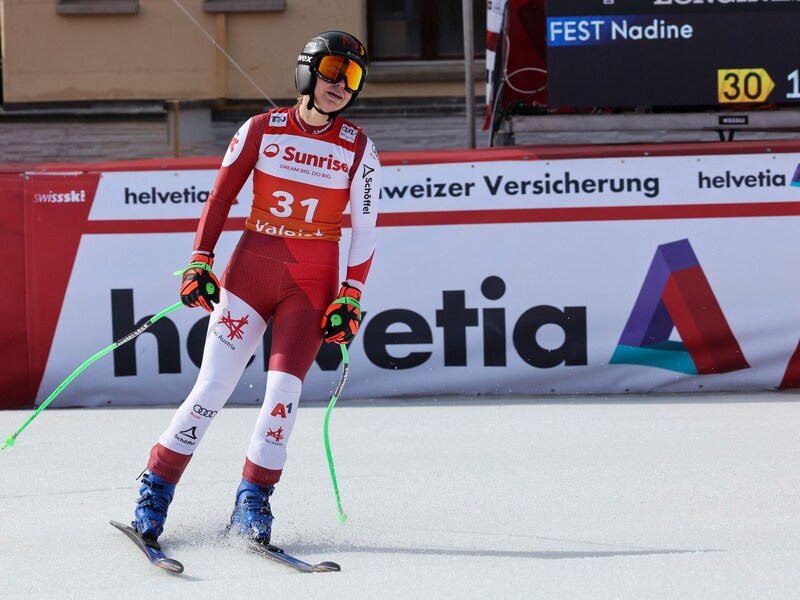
xmin=610 ymin=238 xmax=749 ymax=375
xmin=791 ymin=163 xmax=800 ymax=187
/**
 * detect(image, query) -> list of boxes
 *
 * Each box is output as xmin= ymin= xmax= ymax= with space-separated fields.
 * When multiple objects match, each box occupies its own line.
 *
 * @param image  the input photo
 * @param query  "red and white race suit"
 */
xmin=146 ymin=107 xmax=380 ymax=487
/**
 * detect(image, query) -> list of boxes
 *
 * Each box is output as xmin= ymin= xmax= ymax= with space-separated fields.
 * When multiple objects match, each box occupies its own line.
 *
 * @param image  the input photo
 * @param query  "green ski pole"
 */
xmin=2 ymin=301 xmax=183 ymax=450
xmin=323 ymin=343 xmax=350 ymax=523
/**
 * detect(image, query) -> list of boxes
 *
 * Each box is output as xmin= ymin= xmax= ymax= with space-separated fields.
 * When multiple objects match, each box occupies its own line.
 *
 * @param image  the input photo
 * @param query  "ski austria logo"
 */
xmin=211 ymin=310 xmax=250 ymax=351
xmin=265 ymin=426 xmax=285 ymax=444
xmin=610 ymin=238 xmax=749 ymax=375
xmin=219 ymin=311 xmax=249 ymax=340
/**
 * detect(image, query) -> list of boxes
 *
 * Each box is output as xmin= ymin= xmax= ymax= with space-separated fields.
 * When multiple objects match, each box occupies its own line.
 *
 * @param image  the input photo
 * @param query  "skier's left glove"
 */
xmin=176 ymin=252 xmax=220 ymax=312
xmin=321 ymin=282 xmax=362 ymax=344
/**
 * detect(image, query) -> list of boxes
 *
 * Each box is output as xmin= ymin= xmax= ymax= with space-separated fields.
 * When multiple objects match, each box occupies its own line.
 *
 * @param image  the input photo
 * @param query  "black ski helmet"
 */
xmin=295 ymin=31 xmax=369 ymax=117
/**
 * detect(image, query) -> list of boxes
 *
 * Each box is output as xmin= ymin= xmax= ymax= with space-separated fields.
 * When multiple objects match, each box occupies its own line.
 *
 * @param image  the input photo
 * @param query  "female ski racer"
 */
xmin=130 ymin=30 xmax=380 ymax=546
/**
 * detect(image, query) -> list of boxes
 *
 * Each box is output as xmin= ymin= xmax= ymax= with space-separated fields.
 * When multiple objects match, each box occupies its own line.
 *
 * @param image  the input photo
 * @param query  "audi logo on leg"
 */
xmin=193 ymin=404 xmax=218 ymax=418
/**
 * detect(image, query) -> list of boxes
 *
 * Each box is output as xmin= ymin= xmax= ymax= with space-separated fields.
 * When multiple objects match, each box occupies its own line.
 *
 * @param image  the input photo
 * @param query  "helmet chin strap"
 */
xmin=305 ymin=95 xmax=338 ymax=122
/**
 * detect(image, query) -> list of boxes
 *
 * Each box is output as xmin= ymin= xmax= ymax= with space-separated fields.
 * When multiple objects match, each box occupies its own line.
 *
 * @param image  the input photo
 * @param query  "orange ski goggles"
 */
xmin=313 ymin=55 xmax=366 ymax=93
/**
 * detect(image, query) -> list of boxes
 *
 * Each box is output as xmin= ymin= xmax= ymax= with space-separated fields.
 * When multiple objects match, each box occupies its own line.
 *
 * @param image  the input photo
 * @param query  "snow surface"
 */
xmin=2 ymin=393 xmax=800 ymax=599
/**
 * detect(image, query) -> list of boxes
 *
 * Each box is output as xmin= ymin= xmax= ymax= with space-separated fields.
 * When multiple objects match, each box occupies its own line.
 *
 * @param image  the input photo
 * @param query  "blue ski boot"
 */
xmin=229 ymin=478 xmax=274 ymax=545
xmin=133 ymin=471 xmax=176 ymax=541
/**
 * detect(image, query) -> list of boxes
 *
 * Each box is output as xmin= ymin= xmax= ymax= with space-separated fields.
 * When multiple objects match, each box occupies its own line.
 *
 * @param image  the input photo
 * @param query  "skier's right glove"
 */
xmin=177 ymin=252 xmax=220 ymax=312
xmin=321 ymin=282 xmax=362 ymax=344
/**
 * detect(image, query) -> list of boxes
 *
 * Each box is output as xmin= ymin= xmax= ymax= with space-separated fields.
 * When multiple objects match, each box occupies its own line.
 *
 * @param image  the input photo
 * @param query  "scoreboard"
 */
xmin=545 ymin=0 xmax=800 ymax=109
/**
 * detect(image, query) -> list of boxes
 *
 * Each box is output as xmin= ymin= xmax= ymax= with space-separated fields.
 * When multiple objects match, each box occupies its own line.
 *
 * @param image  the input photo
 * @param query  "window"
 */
xmin=56 ymin=0 xmax=139 ymax=15
xmin=367 ymin=0 xmax=486 ymax=61
xmin=202 ymin=0 xmax=286 ymax=12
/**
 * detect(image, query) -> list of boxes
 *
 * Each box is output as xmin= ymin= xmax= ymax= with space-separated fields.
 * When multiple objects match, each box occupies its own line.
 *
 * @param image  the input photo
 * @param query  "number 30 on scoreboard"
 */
xmin=717 ymin=69 xmax=774 ymax=103
xmin=718 ymin=68 xmax=800 ymax=103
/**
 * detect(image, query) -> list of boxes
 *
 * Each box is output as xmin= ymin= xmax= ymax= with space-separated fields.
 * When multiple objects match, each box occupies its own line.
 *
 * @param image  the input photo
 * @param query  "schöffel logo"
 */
xmin=175 ymin=426 xmax=198 ymax=446
xmin=610 ymin=238 xmax=749 ymax=375
xmin=362 ymin=164 xmax=374 ymax=213
xmin=33 ymin=190 xmax=86 ymax=203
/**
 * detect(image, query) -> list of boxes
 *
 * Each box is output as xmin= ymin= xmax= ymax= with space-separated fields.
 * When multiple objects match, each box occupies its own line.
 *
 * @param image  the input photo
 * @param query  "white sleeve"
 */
xmin=345 ymin=135 xmax=381 ymax=289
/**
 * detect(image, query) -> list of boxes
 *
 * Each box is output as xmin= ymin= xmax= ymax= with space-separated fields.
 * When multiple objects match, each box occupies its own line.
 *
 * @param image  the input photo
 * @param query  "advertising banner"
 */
xmin=1 ymin=167 xmax=31 ymax=409
xmin=18 ymin=144 xmax=800 ymax=408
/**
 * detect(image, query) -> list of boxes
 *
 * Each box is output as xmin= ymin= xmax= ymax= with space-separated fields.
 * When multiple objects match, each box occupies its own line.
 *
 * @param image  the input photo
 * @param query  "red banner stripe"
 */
xmin=81 ymin=201 xmax=800 ymax=235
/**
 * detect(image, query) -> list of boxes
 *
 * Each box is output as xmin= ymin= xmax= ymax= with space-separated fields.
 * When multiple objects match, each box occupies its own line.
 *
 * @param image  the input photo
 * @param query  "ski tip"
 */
xmin=110 ymin=519 xmax=185 ymax=575
xmin=155 ymin=558 xmax=185 ymax=573
xmin=313 ymin=561 xmax=341 ymax=572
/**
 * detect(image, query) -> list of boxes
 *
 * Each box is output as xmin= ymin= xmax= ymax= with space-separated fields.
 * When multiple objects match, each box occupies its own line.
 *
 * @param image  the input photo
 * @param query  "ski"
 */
xmin=110 ymin=520 xmax=184 ymax=573
xmin=247 ymin=540 xmax=341 ymax=573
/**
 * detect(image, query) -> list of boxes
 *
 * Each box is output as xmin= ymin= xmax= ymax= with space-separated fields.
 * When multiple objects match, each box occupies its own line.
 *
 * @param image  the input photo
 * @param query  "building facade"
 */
xmin=0 ymin=0 xmax=485 ymax=106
